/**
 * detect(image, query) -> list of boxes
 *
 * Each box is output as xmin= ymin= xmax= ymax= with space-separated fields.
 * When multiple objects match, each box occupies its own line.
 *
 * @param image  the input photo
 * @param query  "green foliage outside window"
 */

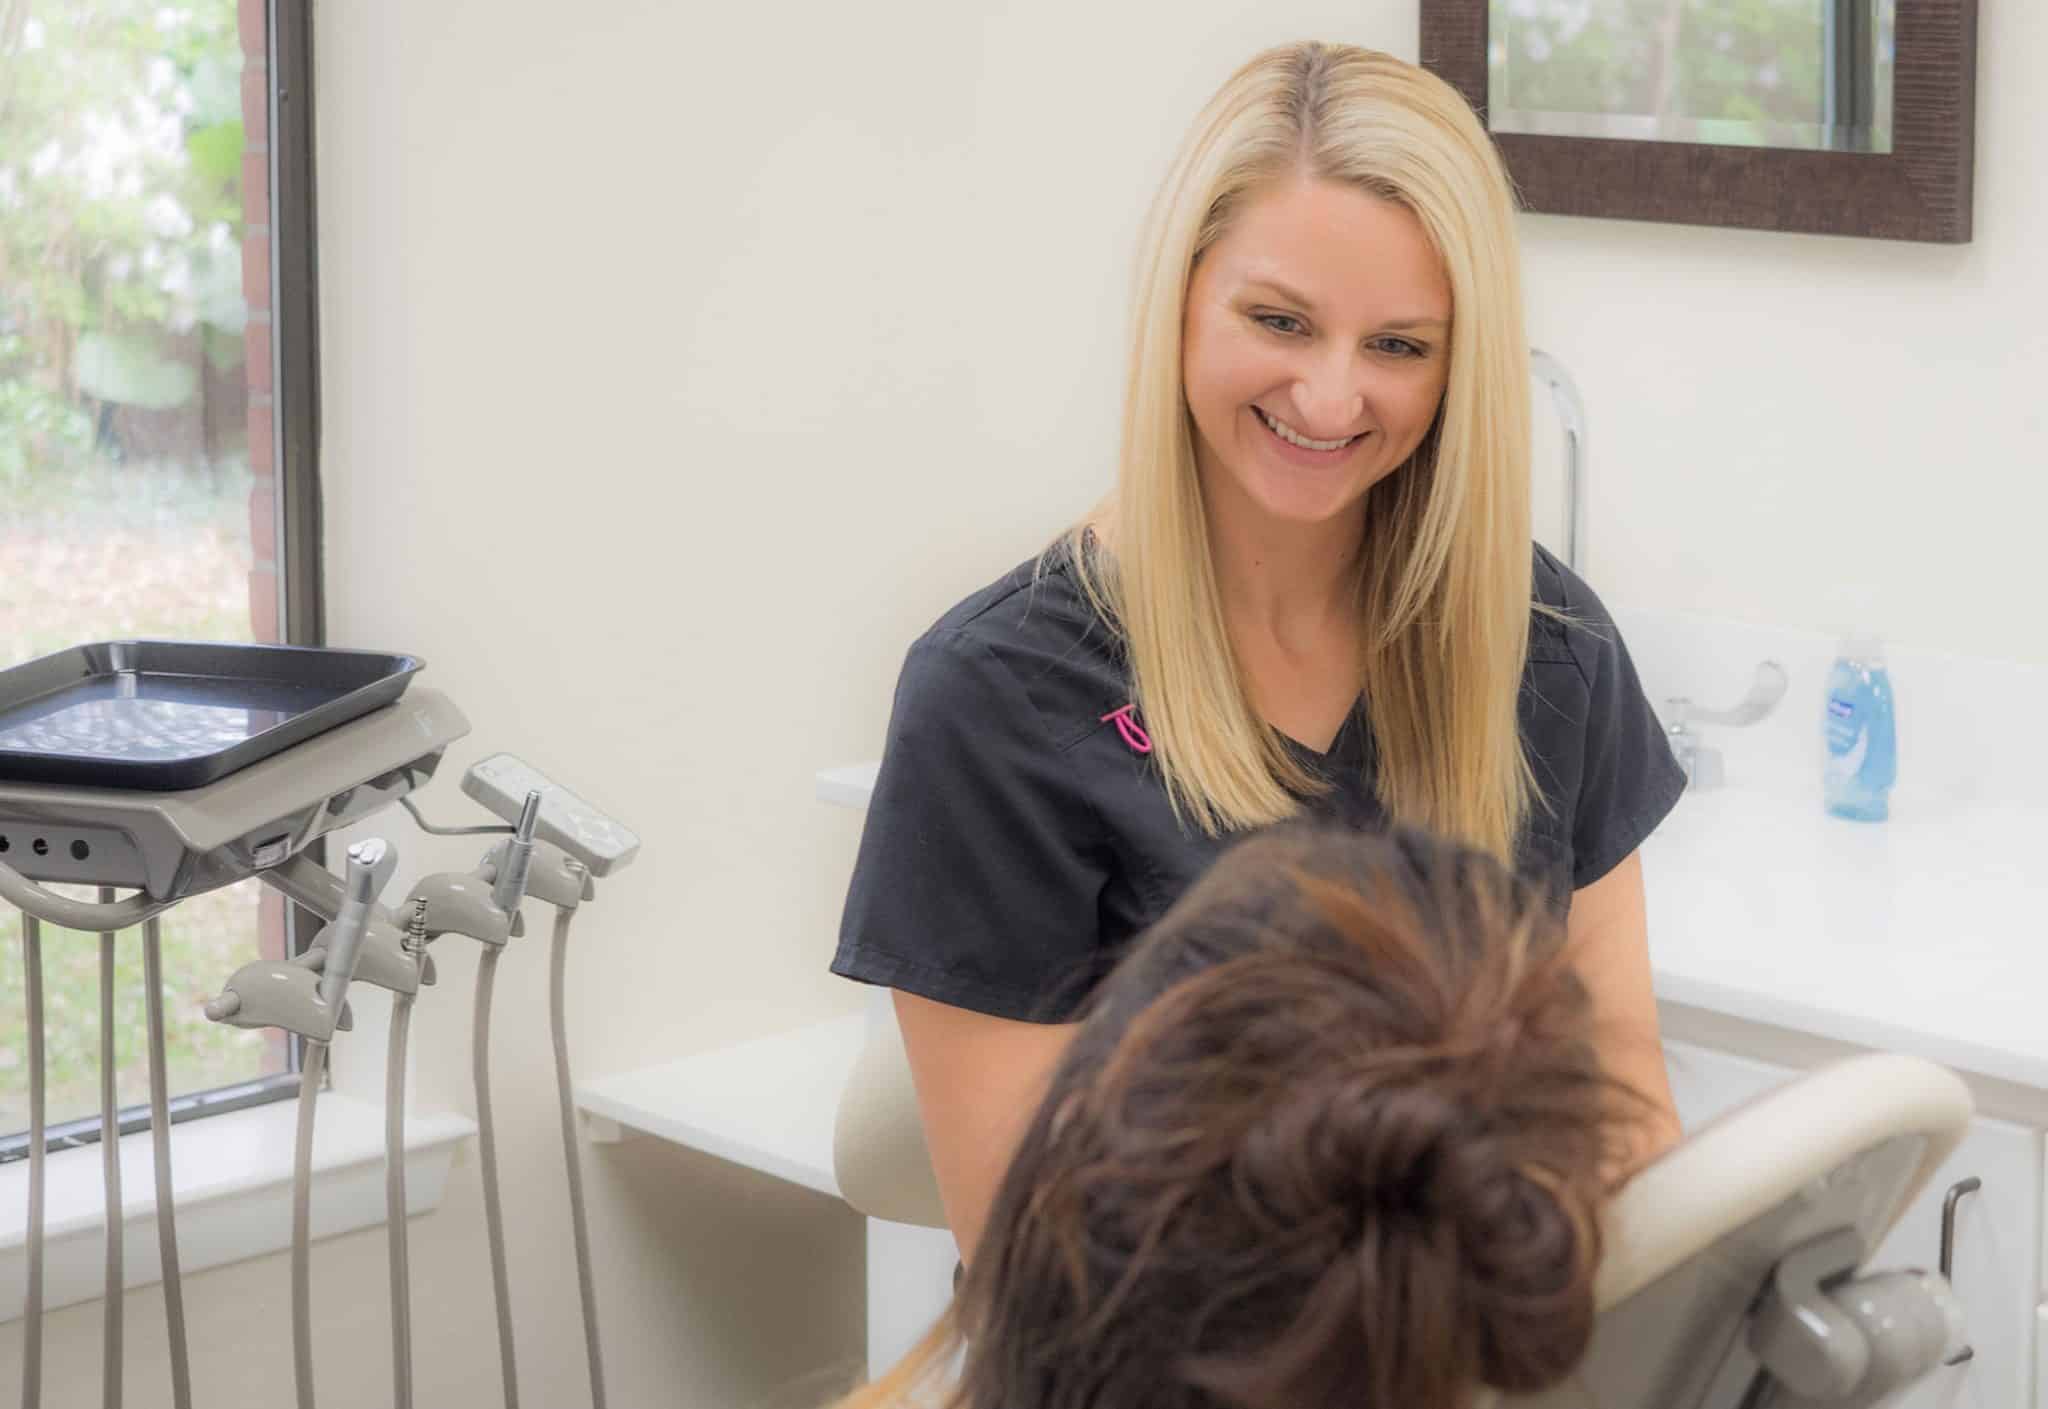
xmin=1497 ymin=0 xmax=1876 ymax=145
xmin=1 ymin=0 xmax=248 ymax=489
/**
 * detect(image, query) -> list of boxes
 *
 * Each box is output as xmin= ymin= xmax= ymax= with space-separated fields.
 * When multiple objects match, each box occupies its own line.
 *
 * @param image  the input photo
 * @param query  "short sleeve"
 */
xmin=1553 ymin=565 xmax=1687 ymax=890
xmin=831 ymin=629 xmax=1111 ymax=1023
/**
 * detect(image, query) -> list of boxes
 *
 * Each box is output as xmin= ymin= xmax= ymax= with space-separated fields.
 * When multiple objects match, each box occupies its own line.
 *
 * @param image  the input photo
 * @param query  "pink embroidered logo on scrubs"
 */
xmin=1101 ymin=704 xmax=1153 ymax=754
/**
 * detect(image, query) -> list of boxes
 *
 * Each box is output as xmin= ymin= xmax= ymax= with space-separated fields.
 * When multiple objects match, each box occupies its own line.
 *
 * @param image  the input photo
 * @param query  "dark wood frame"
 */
xmin=1420 ymin=1 xmax=1979 ymax=243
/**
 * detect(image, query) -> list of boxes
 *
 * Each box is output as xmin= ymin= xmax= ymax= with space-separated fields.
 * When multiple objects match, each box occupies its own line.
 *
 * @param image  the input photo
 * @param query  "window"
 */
xmin=0 ymin=0 xmax=320 ymax=1156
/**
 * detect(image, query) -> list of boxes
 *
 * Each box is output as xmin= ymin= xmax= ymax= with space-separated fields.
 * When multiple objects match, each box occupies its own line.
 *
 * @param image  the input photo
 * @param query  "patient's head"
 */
xmin=941 ymin=824 xmax=1630 ymax=1409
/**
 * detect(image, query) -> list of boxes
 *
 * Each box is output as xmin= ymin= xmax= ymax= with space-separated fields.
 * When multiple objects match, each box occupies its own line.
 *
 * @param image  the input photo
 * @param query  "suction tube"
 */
xmin=475 ymin=945 xmax=520 ymax=1409
xmin=97 ymin=889 xmax=124 ymax=1409
xmin=288 ymin=838 xmax=393 ymax=1409
xmin=142 ymin=914 xmax=194 ymax=1409
xmin=387 ymin=982 xmax=417 ymax=1409
xmin=21 ymin=912 xmax=47 ymax=1408
xmin=292 ymin=1042 xmax=328 ymax=1409
xmin=471 ymin=791 xmax=541 ymax=1409
xmin=551 ymin=905 xmax=607 ymax=1409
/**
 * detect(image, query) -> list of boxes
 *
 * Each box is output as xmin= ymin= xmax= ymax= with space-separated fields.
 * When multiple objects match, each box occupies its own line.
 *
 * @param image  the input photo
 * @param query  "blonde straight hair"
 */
xmin=1056 ymin=40 xmax=1539 ymax=861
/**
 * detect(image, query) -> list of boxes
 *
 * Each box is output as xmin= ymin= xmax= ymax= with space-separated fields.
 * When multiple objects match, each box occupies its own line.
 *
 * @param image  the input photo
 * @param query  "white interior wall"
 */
xmin=9 ymin=1 xmax=2039 ymax=1403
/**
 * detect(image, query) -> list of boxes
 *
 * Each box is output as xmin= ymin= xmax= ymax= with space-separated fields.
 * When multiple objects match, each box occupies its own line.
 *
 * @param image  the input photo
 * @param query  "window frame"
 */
xmin=0 ymin=0 xmax=325 ymax=1164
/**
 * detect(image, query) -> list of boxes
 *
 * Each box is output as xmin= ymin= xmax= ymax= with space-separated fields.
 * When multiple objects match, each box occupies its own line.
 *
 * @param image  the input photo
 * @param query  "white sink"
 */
xmin=1619 ymin=604 xmax=2048 ymax=1085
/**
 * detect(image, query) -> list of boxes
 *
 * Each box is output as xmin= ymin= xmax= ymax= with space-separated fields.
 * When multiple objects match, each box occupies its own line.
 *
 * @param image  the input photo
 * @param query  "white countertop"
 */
xmin=1643 ymin=787 xmax=2048 ymax=1091
xmin=576 ymin=1015 xmax=866 ymax=1199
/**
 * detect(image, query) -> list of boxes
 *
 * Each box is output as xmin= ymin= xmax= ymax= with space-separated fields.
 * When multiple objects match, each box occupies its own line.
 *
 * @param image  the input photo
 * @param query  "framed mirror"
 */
xmin=1420 ymin=2 xmax=1979 ymax=242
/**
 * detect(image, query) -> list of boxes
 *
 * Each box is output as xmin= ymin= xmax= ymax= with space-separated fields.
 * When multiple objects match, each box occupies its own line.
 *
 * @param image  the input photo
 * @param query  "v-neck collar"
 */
xmin=1276 ymin=697 xmax=1368 ymax=767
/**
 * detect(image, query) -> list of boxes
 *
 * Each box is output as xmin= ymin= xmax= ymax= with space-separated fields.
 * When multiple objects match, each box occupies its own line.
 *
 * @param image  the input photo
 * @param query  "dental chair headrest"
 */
xmin=1594 ymin=1052 xmax=1970 ymax=1307
xmin=1510 ymin=1051 xmax=1972 ymax=1408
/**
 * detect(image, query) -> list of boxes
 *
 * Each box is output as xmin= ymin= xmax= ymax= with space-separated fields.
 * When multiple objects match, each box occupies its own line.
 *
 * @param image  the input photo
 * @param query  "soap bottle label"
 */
xmin=1824 ymin=693 xmax=1866 ymax=781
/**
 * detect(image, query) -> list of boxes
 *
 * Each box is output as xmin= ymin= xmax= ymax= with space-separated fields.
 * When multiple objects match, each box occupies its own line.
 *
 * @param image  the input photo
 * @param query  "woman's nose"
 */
xmin=1290 ymin=353 xmax=1367 ymax=434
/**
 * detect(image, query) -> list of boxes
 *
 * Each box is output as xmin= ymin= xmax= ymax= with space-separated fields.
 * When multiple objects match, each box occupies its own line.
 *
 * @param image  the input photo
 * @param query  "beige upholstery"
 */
xmin=1510 ymin=1051 xmax=1971 ymax=1406
xmin=1594 ymin=1053 xmax=1966 ymax=1310
xmin=833 ymin=1002 xmax=948 ymax=1228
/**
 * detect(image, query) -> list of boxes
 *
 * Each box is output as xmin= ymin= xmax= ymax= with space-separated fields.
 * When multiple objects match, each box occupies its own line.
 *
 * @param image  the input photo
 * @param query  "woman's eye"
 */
xmin=1370 ymin=336 xmax=1426 ymax=358
xmin=1253 ymin=313 xmax=1305 ymax=336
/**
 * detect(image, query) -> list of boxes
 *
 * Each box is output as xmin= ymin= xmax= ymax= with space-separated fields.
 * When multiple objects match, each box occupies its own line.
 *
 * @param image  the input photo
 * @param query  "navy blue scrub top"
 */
xmin=831 ymin=537 xmax=1685 ymax=1024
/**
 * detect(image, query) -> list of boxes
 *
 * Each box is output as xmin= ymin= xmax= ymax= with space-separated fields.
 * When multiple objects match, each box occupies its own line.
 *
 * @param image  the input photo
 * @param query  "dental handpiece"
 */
xmin=458 ymin=800 xmax=540 ymax=1409
xmin=319 ymin=839 xmax=395 ymax=1010
xmin=287 ymin=838 xmax=397 ymax=1409
xmin=384 ymin=897 xmax=432 ymax=1409
xmin=488 ymin=791 xmax=543 ymax=916
xmin=467 ymin=771 xmax=629 ymax=1409
xmin=263 ymin=850 xmax=405 ymax=932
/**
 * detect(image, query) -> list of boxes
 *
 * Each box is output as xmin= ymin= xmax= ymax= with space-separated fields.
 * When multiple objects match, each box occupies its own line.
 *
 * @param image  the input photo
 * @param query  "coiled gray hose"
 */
xmin=292 ymin=1042 xmax=328 ymax=1409
xmin=21 ymin=912 xmax=46 ymax=1408
xmin=142 ymin=915 xmax=192 ymax=1409
xmin=551 ymin=907 xmax=606 ymax=1409
xmin=387 ymin=989 xmax=416 ymax=1409
xmin=97 ymin=889 xmax=123 ymax=1409
xmin=475 ymin=946 xmax=519 ymax=1409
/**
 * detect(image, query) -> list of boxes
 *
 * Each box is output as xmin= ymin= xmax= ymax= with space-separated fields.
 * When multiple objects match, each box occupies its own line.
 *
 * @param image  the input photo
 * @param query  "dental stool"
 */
xmin=835 ymin=1003 xmax=1975 ymax=1406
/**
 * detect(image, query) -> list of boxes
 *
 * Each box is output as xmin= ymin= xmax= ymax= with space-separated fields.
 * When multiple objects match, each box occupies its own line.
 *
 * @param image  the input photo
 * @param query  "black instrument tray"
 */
xmin=0 ymin=641 xmax=423 ymax=790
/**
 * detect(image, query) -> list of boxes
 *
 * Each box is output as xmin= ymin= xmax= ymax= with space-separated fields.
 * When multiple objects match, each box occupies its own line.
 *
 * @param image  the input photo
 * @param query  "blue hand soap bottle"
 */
xmin=1823 ymin=634 xmax=1897 ymax=822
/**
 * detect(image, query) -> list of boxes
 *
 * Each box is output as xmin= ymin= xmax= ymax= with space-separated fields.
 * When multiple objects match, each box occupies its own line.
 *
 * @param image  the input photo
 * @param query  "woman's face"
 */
xmin=1181 ymin=176 xmax=1453 ymax=532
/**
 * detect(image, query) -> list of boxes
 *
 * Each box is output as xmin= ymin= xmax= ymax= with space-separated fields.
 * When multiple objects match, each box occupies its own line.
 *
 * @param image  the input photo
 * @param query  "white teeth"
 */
xmin=1256 ymin=407 xmax=1358 ymax=452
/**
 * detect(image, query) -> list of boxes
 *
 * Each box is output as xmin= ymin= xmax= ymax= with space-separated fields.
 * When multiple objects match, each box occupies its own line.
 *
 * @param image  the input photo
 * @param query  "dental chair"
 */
xmin=834 ymin=1006 xmax=1975 ymax=1407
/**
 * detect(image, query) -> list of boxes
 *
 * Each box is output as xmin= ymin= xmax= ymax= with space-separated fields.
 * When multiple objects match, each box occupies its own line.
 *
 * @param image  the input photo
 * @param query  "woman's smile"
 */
xmin=1252 ymin=405 xmax=1369 ymax=459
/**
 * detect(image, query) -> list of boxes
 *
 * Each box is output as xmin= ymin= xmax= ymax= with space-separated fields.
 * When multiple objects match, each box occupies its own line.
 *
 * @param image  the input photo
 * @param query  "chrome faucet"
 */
xmin=1666 ymin=661 xmax=1791 ymax=790
xmin=1529 ymin=348 xmax=1588 ymax=574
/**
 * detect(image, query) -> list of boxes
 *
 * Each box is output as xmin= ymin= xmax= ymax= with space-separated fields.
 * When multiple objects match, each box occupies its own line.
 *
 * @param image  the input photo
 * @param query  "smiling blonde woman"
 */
xmin=833 ymin=40 xmax=1685 ymax=1267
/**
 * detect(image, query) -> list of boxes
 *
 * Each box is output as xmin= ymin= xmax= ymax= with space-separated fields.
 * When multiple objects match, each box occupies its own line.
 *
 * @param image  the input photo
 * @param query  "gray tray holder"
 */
xmin=0 ymin=689 xmax=470 ymax=902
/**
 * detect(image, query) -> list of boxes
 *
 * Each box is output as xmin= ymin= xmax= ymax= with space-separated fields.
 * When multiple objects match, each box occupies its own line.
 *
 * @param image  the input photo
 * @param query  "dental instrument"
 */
xmin=387 ymin=896 xmax=428 ymax=1409
xmin=19 ymin=913 xmax=46 ymax=1409
xmin=385 ymin=753 xmax=640 ymax=1409
xmin=205 ymin=836 xmax=398 ymax=1409
xmin=2 ymin=639 xmax=643 ymax=1409
xmin=393 ymin=813 xmax=524 ymax=1409
xmin=1 ymin=640 xmax=465 ymax=1408
xmin=98 ymin=887 xmax=124 ymax=1409
xmin=262 ymin=847 xmax=438 ymax=1409
xmin=469 ymin=752 xmax=641 ymax=1409
xmin=396 ymin=795 xmax=532 ymax=1409
xmin=141 ymin=913 xmax=192 ymax=1409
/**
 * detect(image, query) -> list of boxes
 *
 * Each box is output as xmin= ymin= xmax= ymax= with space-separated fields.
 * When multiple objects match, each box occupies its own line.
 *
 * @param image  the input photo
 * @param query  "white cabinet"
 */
xmin=1874 ymin=1114 xmax=2039 ymax=1409
xmin=1663 ymin=1040 xmax=2042 ymax=1409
